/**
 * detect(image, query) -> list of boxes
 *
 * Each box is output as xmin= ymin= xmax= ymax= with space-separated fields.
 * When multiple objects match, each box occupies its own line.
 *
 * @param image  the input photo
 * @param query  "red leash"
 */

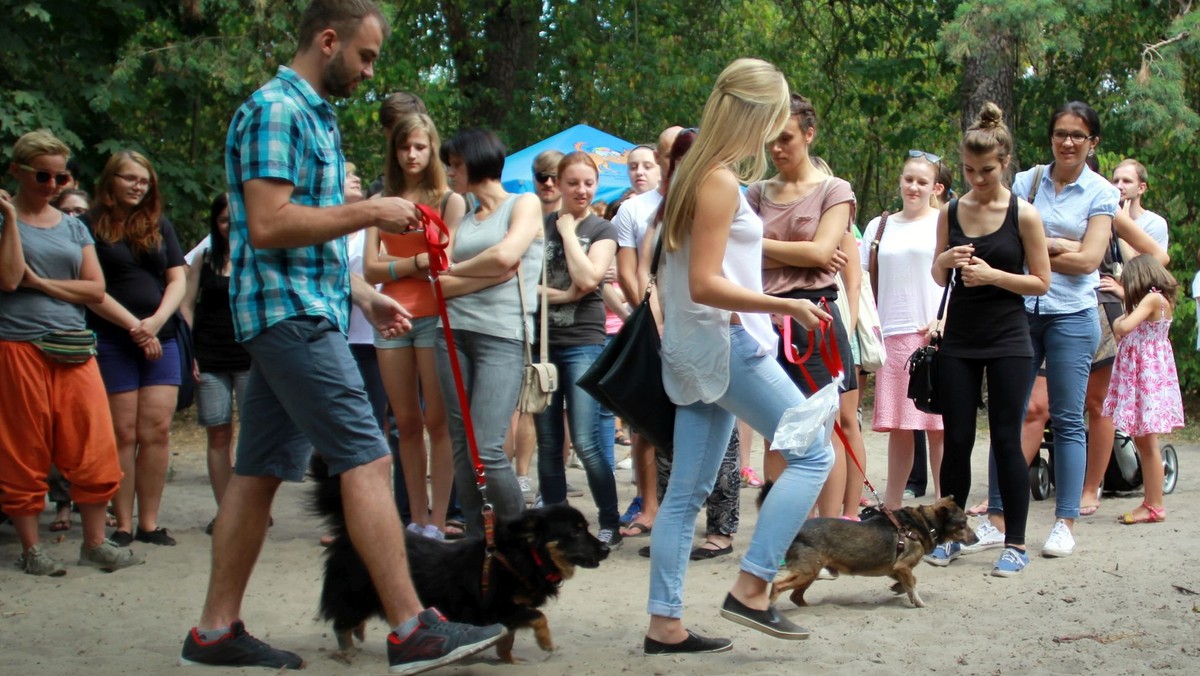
xmin=417 ymin=204 xmax=496 ymax=551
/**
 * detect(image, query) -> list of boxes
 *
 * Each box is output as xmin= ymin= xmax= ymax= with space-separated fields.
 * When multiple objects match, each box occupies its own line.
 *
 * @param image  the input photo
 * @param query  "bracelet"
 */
xmin=388 ymin=260 xmax=398 ymax=280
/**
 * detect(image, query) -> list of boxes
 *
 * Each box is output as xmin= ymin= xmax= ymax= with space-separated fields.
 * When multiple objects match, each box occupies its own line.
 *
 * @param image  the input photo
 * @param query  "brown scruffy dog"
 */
xmin=765 ymin=489 xmax=977 ymax=609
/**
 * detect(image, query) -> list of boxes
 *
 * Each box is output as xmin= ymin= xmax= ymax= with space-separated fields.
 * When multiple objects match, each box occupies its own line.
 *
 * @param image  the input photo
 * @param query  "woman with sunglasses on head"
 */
xmin=746 ymin=93 xmax=866 ymax=520
xmin=364 ymin=114 xmax=466 ymax=539
xmin=83 ymin=150 xmax=187 ymax=548
xmin=971 ymin=102 xmax=1118 ymax=562
xmin=1 ymin=130 xmax=141 ymax=575
xmin=434 ymin=128 xmax=544 ymax=537
xmin=180 ymin=193 xmax=251 ymax=535
xmin=644 ymin=58 xmax=832 ymax=654
xmin=859 ymin=150 xmax=950 ymax=510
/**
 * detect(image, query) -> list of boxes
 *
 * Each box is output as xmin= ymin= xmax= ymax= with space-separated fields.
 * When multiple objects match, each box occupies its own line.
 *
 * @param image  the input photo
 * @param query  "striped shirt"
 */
xmin=225 ymin=66 xmax=349 ymax=342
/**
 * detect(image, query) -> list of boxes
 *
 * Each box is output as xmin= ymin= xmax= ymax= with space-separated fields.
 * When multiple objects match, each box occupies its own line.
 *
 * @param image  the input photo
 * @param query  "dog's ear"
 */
xmin=508 ymin=511 xmax=544 ymax=546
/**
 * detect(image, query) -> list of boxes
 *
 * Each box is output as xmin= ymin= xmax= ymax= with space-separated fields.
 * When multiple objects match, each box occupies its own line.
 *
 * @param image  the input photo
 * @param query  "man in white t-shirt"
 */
xmin=1112 ymin=159 xmax=1168 ymax=248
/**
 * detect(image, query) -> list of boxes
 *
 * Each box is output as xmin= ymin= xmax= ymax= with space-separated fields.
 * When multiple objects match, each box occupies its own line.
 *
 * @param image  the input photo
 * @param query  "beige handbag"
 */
xmin=516 ymin=251 xmax=559 ymax=413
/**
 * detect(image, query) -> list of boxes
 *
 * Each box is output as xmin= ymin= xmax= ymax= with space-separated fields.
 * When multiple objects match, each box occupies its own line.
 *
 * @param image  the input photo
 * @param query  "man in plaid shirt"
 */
xmin=180 ymin=2 xmax=505 ymax=673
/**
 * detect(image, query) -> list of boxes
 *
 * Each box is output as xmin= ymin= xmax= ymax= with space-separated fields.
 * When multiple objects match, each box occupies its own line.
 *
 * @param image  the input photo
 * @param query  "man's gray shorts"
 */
xmin=234 ymin=316 xmax=388 ymax=481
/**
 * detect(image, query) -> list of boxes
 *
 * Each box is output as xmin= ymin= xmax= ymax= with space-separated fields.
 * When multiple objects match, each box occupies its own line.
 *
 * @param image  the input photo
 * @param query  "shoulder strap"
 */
xmin=1027 ymin=165 xmax=1045 ymax=205
xmin=868 ymin=211 xmax=889 ymax=301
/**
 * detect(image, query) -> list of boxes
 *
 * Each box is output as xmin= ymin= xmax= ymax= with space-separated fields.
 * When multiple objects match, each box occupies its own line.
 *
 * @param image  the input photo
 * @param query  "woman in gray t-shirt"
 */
xmin=0 ymin=130 xmax=140 ymax=575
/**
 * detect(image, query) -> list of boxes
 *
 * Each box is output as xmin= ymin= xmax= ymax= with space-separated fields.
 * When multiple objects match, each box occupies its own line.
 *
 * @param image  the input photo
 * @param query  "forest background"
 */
xmin=2 ymin=0 xmax=1199 ymax=387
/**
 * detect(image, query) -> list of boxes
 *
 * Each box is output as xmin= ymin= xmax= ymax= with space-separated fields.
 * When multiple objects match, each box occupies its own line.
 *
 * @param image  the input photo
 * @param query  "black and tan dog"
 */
xmin=310 ymin=456 xmax=609 ymax=664
xmin=763 ymin=487 xmax=977 ymax=609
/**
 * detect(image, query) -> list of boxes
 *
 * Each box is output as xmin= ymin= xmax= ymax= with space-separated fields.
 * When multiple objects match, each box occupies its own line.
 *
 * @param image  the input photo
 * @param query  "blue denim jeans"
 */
xmin=535 ymin=343 xmax=620 ymax=530
xmin=434 ymin=329 xmax=526 ymax=536
xmin=648 ymin=326 xmax=834 ymax=618
xmin=988 ymin=308 xmax=1098 ymax=520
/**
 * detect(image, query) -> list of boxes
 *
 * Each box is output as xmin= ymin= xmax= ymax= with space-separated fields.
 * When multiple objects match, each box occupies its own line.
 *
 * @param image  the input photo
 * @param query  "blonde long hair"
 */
xmin=384 ymin=113 xmax=447 ymax=207
xmin=662 ymin=58 xmax=789 ymax=251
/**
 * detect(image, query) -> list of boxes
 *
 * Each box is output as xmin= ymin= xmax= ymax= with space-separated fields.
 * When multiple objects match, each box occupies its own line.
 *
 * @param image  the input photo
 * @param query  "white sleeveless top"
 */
xmin=661 ymin=190 xmax=778 ymax=405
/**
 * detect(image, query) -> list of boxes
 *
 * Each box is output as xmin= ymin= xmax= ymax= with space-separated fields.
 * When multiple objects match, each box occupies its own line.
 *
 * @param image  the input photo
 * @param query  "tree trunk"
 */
xmin=958 ymin=31 xmax=1016 ymax=134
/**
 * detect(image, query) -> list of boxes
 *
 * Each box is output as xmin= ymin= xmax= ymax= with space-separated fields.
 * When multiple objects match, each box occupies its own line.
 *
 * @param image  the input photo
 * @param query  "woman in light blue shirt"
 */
xmin=983 ymin=101 xmax=1118 ymax=560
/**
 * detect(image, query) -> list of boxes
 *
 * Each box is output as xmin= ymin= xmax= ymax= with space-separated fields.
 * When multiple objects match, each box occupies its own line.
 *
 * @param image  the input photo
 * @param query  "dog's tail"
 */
xmin=308 ymin=454 xmax=348 ymax=535
xmin=755 ymin=480 xmax=774 ymax=510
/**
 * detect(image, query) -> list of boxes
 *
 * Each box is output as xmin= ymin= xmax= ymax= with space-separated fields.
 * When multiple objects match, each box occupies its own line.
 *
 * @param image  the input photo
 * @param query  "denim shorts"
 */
xmin=375 ymin=315 xmax=439 ymax=349
xmin=235 ymin=316 xmax=388 ymax=482
xmin=95 ymin=333 xmax=181 ymax=394
xmin=195 ymin=369 xmax=250 ymax=427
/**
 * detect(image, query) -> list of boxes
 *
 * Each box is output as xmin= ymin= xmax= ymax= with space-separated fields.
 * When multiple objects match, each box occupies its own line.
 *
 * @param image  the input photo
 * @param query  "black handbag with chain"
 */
xmin=578 ymin=235 xmax=675 ymax=451
xmin=906 ymin=276 xmax=952 ymax=415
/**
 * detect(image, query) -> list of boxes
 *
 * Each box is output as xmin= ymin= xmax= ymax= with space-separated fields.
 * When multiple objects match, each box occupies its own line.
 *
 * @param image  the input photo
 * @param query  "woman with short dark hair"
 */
xmin=434 ymin=128 xmax=544 ymax=535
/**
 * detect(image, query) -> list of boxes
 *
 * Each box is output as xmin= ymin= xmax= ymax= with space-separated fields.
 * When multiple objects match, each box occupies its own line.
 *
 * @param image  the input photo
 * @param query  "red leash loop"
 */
xmin=417 ymin=204 xmax=492 ymax=533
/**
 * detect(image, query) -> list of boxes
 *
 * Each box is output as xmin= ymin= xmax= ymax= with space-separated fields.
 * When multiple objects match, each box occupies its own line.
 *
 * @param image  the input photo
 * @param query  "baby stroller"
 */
xmin=1030 ymin=425 xmax=1179 ymax=500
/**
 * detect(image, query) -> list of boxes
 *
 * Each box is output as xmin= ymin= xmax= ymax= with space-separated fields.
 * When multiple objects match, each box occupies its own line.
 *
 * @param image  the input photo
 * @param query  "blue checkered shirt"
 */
xmin=225 ymin=66 xmax=349 ymax=342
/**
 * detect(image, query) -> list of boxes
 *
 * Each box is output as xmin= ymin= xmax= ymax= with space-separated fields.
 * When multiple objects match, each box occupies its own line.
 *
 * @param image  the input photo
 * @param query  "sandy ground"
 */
xmin=3 ymin=410 xmax=1198 ymax=676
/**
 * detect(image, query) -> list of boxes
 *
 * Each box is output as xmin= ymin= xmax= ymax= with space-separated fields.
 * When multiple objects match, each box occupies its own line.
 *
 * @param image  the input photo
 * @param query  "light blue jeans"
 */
xmin=988 ymin=308 xmax=1098 ymax=520
xmin=647 ymin=326 xmax=834 ymax=618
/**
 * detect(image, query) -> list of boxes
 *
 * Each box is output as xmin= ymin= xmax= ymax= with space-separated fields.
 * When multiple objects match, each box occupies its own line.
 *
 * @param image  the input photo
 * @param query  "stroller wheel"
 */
xmin=1030 ymin=455 xmax=1051 ymax=501
xmin=1162 ymin=444 xmax=1179 ymax=495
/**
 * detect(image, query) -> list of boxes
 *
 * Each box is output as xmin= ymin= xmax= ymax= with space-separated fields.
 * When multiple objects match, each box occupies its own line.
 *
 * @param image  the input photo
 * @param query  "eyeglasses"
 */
xmin=534 ymin=173 xmax=556 ymax=184
xmin=908 ymin=150 xmax=941 ymax=164
xmin=1051 ymin=130 xmax=1094 ymax=144
xmin=60 ymin=206 xmax=88 ymax=216
xmin=18 ymin=164 xmax=72 ymax=186
xmin=114 ymin=173 xmax=151 ymax=188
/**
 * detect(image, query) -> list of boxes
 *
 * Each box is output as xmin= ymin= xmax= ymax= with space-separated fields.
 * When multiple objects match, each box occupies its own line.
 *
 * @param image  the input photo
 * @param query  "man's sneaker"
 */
xmin=1042 ymin=519 xmax=1075 ymax=558
xmin=180 ymin=621 xmax=305 ymax=669
xmin=18 ymin=544 xmax=66 ymax=577
xmin=619 ymin=496 xmax=643 ymax=526
xmin=387 ymin=608 xmax=506 ymax=674
xmin=79 ymin=539 xmax=144 ymax=572
xmin=961 ymin=520 xmax=1005 ymax=555
xmin=517 ymin=476 xmax=535 ymax=504
xmin=616 ymin=455 xmax=633 ymax=470
xmin=597 ymin=528 xmax=623 ymax=550
xmin=990 ymin=547 xmax=1029 ymax=577
xmin=923 ymin=541 xmax=961 ymax=567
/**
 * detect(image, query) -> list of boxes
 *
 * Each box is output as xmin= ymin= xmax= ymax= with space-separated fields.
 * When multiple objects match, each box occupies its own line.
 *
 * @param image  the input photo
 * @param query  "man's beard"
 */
xmin=323 ymin=51 xmax=359 ymax=98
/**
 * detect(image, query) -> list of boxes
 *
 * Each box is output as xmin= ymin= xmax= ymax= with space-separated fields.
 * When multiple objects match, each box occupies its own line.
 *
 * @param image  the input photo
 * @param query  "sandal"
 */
xmin=690 ymin=540 xmax=733 ymax=560
xmin=49 ymin=519 xmax=72 ymax=532
xmin=620 ymin=521 xmax=652 ymax=538
xmin=1117 ymin=501 xmax=1166 ymax=525
xmin=966 ymin=500 xmax=989 ymax=516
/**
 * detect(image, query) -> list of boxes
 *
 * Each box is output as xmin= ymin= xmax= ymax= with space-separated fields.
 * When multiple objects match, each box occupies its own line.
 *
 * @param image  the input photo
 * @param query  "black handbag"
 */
xmin=906 ymin=277 xmax=952 ymax=415
xmin=578 ymin=236 xmax=675 ymax=451
xmin=175 ymin=311 xmax=196 ymax=411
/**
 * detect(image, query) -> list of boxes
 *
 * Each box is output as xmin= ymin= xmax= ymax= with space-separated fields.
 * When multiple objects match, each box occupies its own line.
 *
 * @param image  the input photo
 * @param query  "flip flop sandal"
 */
xmin=966 ymin=501 xmax=989 ymax=516
xmin=1078 ymin=504 xmax=1100 ymax=517
xmin=1117 ymin=501 xmax=1166 ymax=525
xmin=49 ymin=519 xmax=71 ymax=532
xmin=621 ymin=521 xmax=652 ymax=537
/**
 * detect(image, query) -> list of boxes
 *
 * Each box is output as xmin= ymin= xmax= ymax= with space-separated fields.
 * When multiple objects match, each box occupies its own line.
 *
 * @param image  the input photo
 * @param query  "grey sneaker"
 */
xmin=517 ymin=475 xmax=535 ymax=504
xmin=565 ymin=482 xmax=584 ymax=497
xmin=19 ymin=544 xmax=66 ymax=577
xmin=79 ymin=539 xmax=144 ymax=571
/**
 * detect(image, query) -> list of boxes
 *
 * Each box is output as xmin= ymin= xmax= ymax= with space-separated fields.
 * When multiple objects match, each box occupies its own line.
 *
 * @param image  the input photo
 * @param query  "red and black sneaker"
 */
xmin=387 ymin=608 xmax=506 ymax=674
xmin=180 ymin=621 xmax=304 ymax=669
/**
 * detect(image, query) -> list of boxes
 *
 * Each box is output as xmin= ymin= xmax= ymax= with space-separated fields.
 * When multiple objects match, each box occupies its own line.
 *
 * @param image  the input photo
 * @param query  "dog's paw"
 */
xmin=353 ymin=623 xmax=365 ymax=643
xmin=908 ymin=591 xmax=925 ymax=608
xmin=330 ymin=647 xmax=357 ymax=665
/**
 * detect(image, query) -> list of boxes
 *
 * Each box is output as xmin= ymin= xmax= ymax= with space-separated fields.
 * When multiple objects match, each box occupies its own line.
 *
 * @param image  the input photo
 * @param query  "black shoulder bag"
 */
xmin=905 ymin=249 xmax=953 ymax=415
xmin=577 ymin=234 xmax=675 ymax=451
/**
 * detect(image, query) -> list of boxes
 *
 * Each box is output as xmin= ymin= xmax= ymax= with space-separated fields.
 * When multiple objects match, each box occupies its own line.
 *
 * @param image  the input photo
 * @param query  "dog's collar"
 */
xmin=485 ymin=547 xmax=563 ymax=597
xmin=530 ymin=548 xmax=563 ymax=587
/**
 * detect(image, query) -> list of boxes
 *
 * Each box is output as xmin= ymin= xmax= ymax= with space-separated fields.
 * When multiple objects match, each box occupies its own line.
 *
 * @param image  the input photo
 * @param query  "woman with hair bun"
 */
xmin=924 ymin=103 xmax=1050 ymax=577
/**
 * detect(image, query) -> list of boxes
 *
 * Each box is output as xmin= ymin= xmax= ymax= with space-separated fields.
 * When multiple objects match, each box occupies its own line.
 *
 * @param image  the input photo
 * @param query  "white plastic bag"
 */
xmin=773 ymin=375 xmax=841 ymax=453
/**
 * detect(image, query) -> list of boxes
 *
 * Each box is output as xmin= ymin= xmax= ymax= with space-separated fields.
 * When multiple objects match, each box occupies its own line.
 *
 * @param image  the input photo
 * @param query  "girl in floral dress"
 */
xmin=1102 ymin=254 xmax=1184 ymax=524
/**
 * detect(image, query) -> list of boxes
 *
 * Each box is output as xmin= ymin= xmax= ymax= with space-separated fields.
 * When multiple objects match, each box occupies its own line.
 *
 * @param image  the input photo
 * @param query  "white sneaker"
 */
xmin=422 ymin=524 xmax=445 ymax=541
xmin=1042 ymin=519 xmax=1075 ymax=558
xmin=517 ymin=475 xmax=535 ymax=504
xmin=961 ymin=520 xmax=1005 ymax=555
xmin=406 ymin=522 xmax=423 ymax=536
xmin=568 ymin=453 xmax=583 ymax=469
xmin=616 ymin=456 xmax=633 ymax=470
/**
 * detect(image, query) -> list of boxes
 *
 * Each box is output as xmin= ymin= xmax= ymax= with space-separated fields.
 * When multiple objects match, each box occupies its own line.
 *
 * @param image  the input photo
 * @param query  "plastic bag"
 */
xmin=773 ymin=375 xmax=842 ymax=453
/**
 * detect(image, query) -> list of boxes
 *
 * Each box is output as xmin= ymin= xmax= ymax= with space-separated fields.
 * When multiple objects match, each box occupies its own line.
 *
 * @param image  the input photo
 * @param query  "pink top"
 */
xmin=746 ymin=177 xmax=856 ymax=295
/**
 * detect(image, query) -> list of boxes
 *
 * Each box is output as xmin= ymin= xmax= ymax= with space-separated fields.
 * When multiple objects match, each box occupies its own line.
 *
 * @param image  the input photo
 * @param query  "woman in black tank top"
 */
xmin=926 ymin=103 xmax=1050 ymax=578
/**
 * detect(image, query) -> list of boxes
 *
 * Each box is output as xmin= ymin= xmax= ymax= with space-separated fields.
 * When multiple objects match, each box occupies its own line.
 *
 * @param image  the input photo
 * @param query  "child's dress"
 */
xmin=1102 ymin=305 xmax=1185 ymax=436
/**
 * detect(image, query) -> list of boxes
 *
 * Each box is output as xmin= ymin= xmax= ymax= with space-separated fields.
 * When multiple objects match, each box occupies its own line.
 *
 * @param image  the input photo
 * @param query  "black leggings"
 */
xmin=937 ymin=354 xmax=1033 ymax=547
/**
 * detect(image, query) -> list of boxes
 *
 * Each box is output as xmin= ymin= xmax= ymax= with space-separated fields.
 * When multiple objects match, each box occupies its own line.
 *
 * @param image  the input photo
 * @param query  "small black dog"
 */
xmin=758 ymin=482 xmax=977 ymax=608
xmin=310 ymin=457 xmax=608 ymax=663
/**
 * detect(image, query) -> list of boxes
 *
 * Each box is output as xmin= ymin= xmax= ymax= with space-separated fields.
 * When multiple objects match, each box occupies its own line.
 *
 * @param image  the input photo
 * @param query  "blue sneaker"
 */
xmin=923 ymin=541 xmax=961 ymax=567
xmin=619 ymin=496 xmax=643 ymax=526
xmin=990 ymin=547 xmax=1029 ymax=577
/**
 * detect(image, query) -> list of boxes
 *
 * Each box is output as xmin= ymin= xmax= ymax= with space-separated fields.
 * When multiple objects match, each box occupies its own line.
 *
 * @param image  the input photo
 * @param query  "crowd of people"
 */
xmin=0 ymin=0 xmax=1187 ymax=672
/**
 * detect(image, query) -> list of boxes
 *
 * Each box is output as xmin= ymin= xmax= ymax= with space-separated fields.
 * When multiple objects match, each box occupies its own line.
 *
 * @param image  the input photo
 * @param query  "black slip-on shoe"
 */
xmin=720 ymin=593 xmax=810 ymax=640
xmin=644 ymin=630 xmax=732 ymax=655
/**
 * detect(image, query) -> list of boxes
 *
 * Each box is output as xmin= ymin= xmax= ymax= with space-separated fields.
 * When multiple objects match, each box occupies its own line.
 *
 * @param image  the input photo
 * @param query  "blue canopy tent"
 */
xmin=501 ymin=124 xmax=636 ymax=203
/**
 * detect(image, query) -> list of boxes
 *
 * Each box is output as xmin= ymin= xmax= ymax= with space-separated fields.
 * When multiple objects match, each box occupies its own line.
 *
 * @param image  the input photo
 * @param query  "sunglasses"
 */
xmin=19 ymin=164 xmax=72 ymax=186
xmin=534 ymin=172 xmax=557 ymax=184
xmin=908 ymin=150 xmax=941 ymax=164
